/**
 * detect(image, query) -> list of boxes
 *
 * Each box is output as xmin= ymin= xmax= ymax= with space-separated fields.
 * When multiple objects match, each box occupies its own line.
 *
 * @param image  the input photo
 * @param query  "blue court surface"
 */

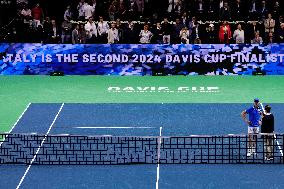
xmin=1 ymin=103 xmax=284 ymax=189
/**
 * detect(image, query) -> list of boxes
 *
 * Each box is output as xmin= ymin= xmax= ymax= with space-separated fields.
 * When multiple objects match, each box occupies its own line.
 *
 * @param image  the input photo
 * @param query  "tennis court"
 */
xmin=1 ymin=102 xmax=284 ymax=189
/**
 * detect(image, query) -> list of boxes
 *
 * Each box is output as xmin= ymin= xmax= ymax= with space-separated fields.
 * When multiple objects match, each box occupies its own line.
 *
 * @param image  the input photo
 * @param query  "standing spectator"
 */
xmin=181 ymin=12 xmax=189 ymax=26
xmin=206 ymin=0 xmax=218 ymax=21
xmin=259 ymin=1 xmax=268 ymax=21
xmin=136 ymin=0 xmax=145 ymax=15
xmin=32 ymin=3 xmax=44 ymax=28
xmin=72 ymin=24 xmax=80 ymax=44
xmin=188 ymin=16 xmax=196 ymax=42
xmin=85 ymin=17 xmax=97 ymax=43
xmin=195 ymin=0 xmax=205 ymax=21
xmin=264 ymin=13 xmax=275 ymax=43
xmin=83 ymin=1 xmax=96 ymax=20
xmin=97 ymin=16 xmax=109 ymax=43
xmin=173 ymin=0 xmax=184 ymax=19
xmin=78 ymin=24 xmax=87 ymax=44
xmin=48 ymin=19 xmax=60 ymax=43
xmin=191 ymin=22 xmax=202 ymax=43
xmin=64 ymin=5 xmax=72 ymax=21
xmin=233 ymin=24 xmax=245 ymax=44
xmin=219 ymin=21 xmax=232 ymax=44
xmin=272 ymin=1 xmax=281 ymax=20
xmin=173 ymin=18 xmax=183 ymax=43
xmin=108 ymin=1 xmax=118 ymax=21
xmin=248 ymin=0 xmax=258 ymax=21
xmin=278 ymin=23 xmax=284 ymax=43
xmin=152 ymin=22 xmax=163 ymax=44
xmin=162 ymin=18 xmax=172 ymax=44
xmin=107 ymin=23 xmax=119 ymax=44
xmin=124 ymin=21 xmax=138 ymax=44
xmin=116 ymin=19 xmax=124 ymax=43
xmin=61 ymin=20 xmax=72 ymax=43
xmin=219 ymin=1 xmax=231 ymax=21
xmin=232 ymin=0 xmax=244 ymax=21
xmin=139 ymin=24 xmax=153 ymax=43
xmin=205 ymin=23 xmax=217 ymax=44
xmin=251 ymin=31 xmax=263 ymax=44
xmin=179 ymin=27 xmax=190 ymax=44
xmin=246 ymin=21 xmax=262 ymax=43
xmin=77 ymin=0 xmax=87 ymax=20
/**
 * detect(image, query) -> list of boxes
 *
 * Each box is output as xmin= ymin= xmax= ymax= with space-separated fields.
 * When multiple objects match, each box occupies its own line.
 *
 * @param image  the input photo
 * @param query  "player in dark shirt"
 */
xmin=261 ymin=105 xmax=274 ymax=161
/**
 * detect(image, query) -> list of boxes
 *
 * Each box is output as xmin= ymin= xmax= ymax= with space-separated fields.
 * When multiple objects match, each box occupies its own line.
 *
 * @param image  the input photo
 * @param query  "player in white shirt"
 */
xmin=233 ymin=24 xmax=245 ymax=44
xmin=108 ymin=23 xmax=119 ymax=44
xmin=97 ymin=16 xmax=109 ymax=43
xmin=83 ymin=2 xmax=96 ymax=20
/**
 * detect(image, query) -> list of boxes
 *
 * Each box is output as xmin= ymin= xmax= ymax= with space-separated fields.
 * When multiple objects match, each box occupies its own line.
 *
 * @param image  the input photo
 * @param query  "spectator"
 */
xmin=251 ymin=31 xmax=263 ymax=44
xmin=267 ymin=32 xmax=274 ymax=44
xmin=181 ymin=12 xmax=189 ymax=26
xmin=78 ymin=24 xmax=87 ymax=44
xmin=35 ymin=25 xmax=45 ymax=43
xmin=139 ymin=24 xmax=153 ymax=43
xmin=278 ymin=23 xmax=284 ymax=43
xmin=21 ymin=4 xmax=32 ymax=25
xmin=232 ymin=0 xmax=244 ymax=21
xmin=64 ymin=6 xmax=72 ymax=21
xmin=162 ymin=18 xmax=172 ymax=43
xmin=219 ymin=21 xmax=232 ymax=44
xmin=61 ymin=20 xmax=72 ymax=43
xmin=85 ymin=17 xmax=97 ymax=43
xmin=272 ymin=1 xmax=281 ymax=19
xmin=97 ymin=16 xmax=109 ymax=43
xmin=195 ymin=0 xmax=205 ymax=21
xmin=72 ymin=24 xmax=80 ymax=44
xmin=124 ymin=21 xmax=138 ymax=44
xmin=264 ymin=13 xmax=275 ymax=42
xmin=179 ymin=27 xmax=190 ymax=44
xmin=107 ymin=23 xmax=119 ymax=44
xmin=207 ymin=0 xmax=217 ymax=21
xmin=259 ymin=0 xmax=268 ymax=21
xmin=77 ymin=0 xmax=87 ymax=20
xmin=233 ymin=23 xmax=245 ymax=44
xmin=83 ymin=1 xmax=96 ymax=20
xmin=191 ymin=22 xmax=202 ymax=43
xmin=108 ymin=1 xmax=118 ymax=21
xmin=219 ymin=1 xmax=231 ymax=21
xmin=205 ymin=23 xmax=217 ymax=44
xmin=32 ymin=3 xmax=44 ymax=28
xmin=152 ymin=22 xmax=163 ymax=44
xmin=116 ymin=19 xmax=124 ymax=43
xmin=173 ymin=18 xmax=183 ymax=43
xmin=246 ymin=21 xmax=262 ymax=43
xmin=248 ymin=0 xmax=258 ymax=21
xmin=48 ymin=19 xmax=60 ymax=43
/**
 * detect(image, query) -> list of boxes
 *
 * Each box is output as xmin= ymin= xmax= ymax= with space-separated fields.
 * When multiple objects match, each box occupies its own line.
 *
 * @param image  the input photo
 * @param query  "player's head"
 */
xmin=254 ymin=98 xmax=260 ymax=107
xmin=265 ymin=105 xmax=271 ymax=113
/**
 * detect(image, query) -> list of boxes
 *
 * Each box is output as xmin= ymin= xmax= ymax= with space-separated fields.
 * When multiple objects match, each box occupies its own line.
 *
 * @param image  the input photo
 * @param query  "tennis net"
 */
xmin=0 ymin=133 xmax=283 ymax=165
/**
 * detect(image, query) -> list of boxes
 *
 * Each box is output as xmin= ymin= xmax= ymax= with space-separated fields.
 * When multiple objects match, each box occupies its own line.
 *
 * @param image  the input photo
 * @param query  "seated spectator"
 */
xmin=195 ymin=0 xmax=205 ymax=21
xmin=61 ymin=20 xmax=72 ymax=43
xmin=267 ymin=32 xmax=274 ymax=44
xmin=77 ymin=0 xmax=87 ymax=21
xmin=278 ymin=23 xmax=284 ymax=43
xmin=108 ymin=1 xmax=118 ymax=21
xmin=272 ymin=1 xmax=281 ymax=19
xmin=248 ymin=0 xmax=258 ymax=21
xmin=179 ymin=27 xmax=190 ymax=44
xmin=85 ymin=17 xmax=97 ymax=43
xmin=246 ymin=21 xmax=262 ymax=43
xmin=72 ymin=24 xmax=80 ymax=44
xmin=251 ymin=31 xmax=263 ymax=44
xmin=107 ymin=23 xmax=119 ymax=44
xmin=259 ymin=0 xmax=268 ymax=21
xmin=219 ymin=21 xmax=232 ymax=44
xmin=32 ymin=3 xmax=44 ymax=28
xmin=207 ymin=0 xmax=217 ymax=21
xmin=233 ymin=24 xmax=245 ymax=44
xmin=232 ymin=0 xmax=244 ymax=21
xmin=139 ymin=24 xmax=153 ymax=43
xmin=97 ymin=16 xmax=109 ymax=43
xmin=173 ymin=18 xmax=183 ymax=43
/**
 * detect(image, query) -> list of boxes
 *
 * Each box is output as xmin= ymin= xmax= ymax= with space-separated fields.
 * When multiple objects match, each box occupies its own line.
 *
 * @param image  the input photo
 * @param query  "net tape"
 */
xmin=0 ymin=133 xmax=283 ymax=165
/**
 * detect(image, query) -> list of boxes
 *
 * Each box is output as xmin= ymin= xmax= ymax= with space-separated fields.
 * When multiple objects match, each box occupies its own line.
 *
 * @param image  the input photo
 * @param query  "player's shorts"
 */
xmin=248 ymin=127 xmax=260 ymax=134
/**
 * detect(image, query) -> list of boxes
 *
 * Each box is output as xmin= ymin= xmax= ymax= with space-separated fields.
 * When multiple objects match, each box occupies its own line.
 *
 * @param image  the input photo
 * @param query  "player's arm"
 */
xmin=241 ymin=110 xmax=251 ymax=125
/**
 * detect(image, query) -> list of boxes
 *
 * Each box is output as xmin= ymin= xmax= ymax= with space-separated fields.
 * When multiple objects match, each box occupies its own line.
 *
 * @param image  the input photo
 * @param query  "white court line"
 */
xmin=260 ymin=103 xmax=283 ymax=157
xmin=0 ymin=103 xmax=31 ymax=147
xmin=16 ymin=103 xmax=64 ymax=189
xmin=74 ymin=126 xmax=155 ymax=129
xmin=156 ymin=127 xmax=162 ymax=189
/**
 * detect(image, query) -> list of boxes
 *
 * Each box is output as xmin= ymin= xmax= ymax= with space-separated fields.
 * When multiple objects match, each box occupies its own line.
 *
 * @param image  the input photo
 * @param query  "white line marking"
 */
xmin=156 ymin=127 xmax=162 ymax=189
xmin=260 ymin=103 xmax=283 ymax=157
xmin=0 ymin=103 xmax=31 ymax=147
xmin=74 ymin=127 xmax=155 ymax=129
xmin=16 ymin=103 xmax=64 ymax=189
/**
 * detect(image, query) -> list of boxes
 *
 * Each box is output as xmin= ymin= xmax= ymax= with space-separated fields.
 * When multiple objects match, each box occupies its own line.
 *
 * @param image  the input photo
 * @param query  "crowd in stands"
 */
xmin=1 ymin=0 xmax=284 ymax=44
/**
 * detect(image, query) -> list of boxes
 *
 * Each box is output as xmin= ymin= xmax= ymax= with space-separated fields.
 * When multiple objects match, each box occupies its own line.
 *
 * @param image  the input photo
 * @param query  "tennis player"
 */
xmin=261 ymin=105 xmax=274 ymax=161
xmin=241 ymin=98 xmax=262 ymax=157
